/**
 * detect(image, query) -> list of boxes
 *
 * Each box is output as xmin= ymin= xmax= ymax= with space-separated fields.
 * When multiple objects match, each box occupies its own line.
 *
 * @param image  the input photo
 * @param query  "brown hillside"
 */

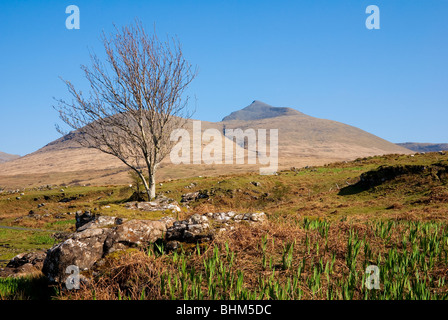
xmin=0 ymin=101 xmax=412 ymax=188
xmin=0 ymin=151 xmax=20 ymax=164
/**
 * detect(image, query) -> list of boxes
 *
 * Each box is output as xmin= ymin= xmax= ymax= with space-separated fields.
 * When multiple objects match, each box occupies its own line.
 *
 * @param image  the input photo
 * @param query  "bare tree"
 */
xmin=54 ymin=20 xmax=196 ymax=200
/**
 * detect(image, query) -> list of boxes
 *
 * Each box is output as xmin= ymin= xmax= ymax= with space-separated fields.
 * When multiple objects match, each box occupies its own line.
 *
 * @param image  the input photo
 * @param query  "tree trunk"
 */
xmin=148 ymin=171 xmax=156 ymax=200
xmin=135 ymin=169 xmax=151 ymax=201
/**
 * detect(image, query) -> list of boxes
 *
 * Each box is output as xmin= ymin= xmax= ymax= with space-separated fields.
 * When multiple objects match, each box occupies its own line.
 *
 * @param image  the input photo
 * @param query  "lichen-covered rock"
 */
xmin=75 ymin=210 xmax=95 ymax=230
xmin=0 ymin=250 xmax=47 ymax=278
xmin=165 ymin=212 xmax=266 ymax=245
xmin=180 ymin=190 xmax=210 ymax=203
xmin=166 ymin=213 xmax=213 ymax=243
xmin=77 ymin=215 xmax=124 ymax=232
xmin=42 ymin=227 xmax=112 ymax=284
xmin=104 ymin=219 xmax=168 ymax=254
xmin=124 ymin=200 xmax=181 ymax=213
xmin=206 ymin=211 xmax=267 ymax=224
xmin=180 ymin=192 xmax=199 ymax=202
xmin=6 ymin=251 xmax=47 ymax=269
xmin=42 ymin=217 xmax=172 ymax=285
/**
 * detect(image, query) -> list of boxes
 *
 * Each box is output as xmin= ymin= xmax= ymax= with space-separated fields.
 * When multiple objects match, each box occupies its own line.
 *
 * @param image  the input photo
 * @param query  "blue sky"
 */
xmin=0 ymin=0 xmax=447 ymax=156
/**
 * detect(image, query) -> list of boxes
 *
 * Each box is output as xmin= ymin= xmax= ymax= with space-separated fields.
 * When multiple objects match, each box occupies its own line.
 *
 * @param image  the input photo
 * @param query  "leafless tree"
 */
xmin=54 ymin=20 xmax=197 ymax=200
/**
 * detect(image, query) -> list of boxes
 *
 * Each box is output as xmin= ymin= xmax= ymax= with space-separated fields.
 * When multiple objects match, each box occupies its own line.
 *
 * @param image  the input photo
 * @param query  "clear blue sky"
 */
xmin=0 ymin=0 xmax=447 ymax=156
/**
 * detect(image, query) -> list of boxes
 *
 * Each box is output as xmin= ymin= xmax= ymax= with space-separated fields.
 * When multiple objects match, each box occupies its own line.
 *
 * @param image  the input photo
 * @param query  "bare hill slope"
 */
xmin=0 ymin=101 xmax=412 ymax=188
xmin=0 ymin=151 xmax=20 ymax=164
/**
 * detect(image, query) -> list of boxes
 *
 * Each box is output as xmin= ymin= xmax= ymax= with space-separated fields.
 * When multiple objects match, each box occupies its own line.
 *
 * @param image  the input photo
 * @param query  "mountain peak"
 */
xmin=222 ymin=100 xmax=303 ymax=122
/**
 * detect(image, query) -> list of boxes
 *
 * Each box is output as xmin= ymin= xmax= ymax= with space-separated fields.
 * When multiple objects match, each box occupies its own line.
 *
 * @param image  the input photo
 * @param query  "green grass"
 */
xmin=45 ymin=219 xmax=76 ymax=231
xmin=0 ymin=229 xmax=55 ymax=262
xmin=0 ymin=275 xmax=57 ymax=300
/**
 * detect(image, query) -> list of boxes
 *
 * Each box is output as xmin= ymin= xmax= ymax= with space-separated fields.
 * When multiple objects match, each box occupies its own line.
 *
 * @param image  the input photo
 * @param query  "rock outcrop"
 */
xmin=43 ymin=227 xmax=112 ymax=283
xmin=0 ymin=251 xmax=47 ymax=278
xmin=42 ymin=216 xmax=172 ymax=284
xmin=103 ymin=219 xmax=169 ymax=254
xmin=34 ymin=211 xmax=265 ymax=286
xmin=124 ymin=199 xmax=181 ymax=213
xmin=165 ymin=212 xmax=266 ymax=249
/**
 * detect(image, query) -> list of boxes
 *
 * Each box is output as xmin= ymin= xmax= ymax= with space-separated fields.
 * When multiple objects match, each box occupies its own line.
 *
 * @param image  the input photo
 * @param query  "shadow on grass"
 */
xmin=0 ymin=275 xmax=58 ymax=300
xmin=96 ymin=191 xmax=148 ymax=206
xmin=338 ymin=184 xmax=368 ymax=196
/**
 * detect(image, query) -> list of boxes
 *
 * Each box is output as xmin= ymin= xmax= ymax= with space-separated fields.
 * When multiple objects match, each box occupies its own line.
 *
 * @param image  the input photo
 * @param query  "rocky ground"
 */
xmin=1 ymin=196 xmax=266 ymax=287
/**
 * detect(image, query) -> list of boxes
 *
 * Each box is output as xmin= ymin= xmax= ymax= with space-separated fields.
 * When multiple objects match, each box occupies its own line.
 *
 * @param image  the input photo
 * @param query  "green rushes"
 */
xmin=55 ymin=218 xmax=448 ymax=300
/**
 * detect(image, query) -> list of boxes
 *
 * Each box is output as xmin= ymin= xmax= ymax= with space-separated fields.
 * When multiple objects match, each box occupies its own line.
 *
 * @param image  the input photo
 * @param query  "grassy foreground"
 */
xmin=1 ymin=151 xmax=448 ymax=300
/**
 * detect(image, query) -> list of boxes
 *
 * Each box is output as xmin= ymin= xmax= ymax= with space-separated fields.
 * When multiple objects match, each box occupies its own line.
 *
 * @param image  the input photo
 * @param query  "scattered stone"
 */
xmin=124 ymin=197 xmax=181 ymax=213
xmin=165 ymin=211 xmax=266 ymax=245
xmin=184 ymin=182 xmax=197 ymax=189
xmin=251 ymin=181 xmax=261 ymax=187
xmin=158 ymin=216 xmax=176 ymax=228
xmin=165 ymin=240 xmax=180 ymax=251
xmin=181 ymin=191 xmax=199 ymax=202
xmin=181 ymin=190 xmax=209 ymax=203
xmin=27 ymin=211 xmax=42 ymax=220
xmin=75 ymin=211 xmax=94 ymax=230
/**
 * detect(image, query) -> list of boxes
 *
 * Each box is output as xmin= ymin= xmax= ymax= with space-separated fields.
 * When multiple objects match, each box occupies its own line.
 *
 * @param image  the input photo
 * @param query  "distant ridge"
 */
xmin=0 ymin=151 xmax=20 ymax=164
xmin=397 ymin=142 xmax=448 ymax=153
xmin=222 ymin=100 xmax=303 ymax=121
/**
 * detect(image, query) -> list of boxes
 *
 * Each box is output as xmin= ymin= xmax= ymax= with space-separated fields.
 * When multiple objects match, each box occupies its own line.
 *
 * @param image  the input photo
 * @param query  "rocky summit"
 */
xmin=221 ymin=100 xmax=302 ymax=121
